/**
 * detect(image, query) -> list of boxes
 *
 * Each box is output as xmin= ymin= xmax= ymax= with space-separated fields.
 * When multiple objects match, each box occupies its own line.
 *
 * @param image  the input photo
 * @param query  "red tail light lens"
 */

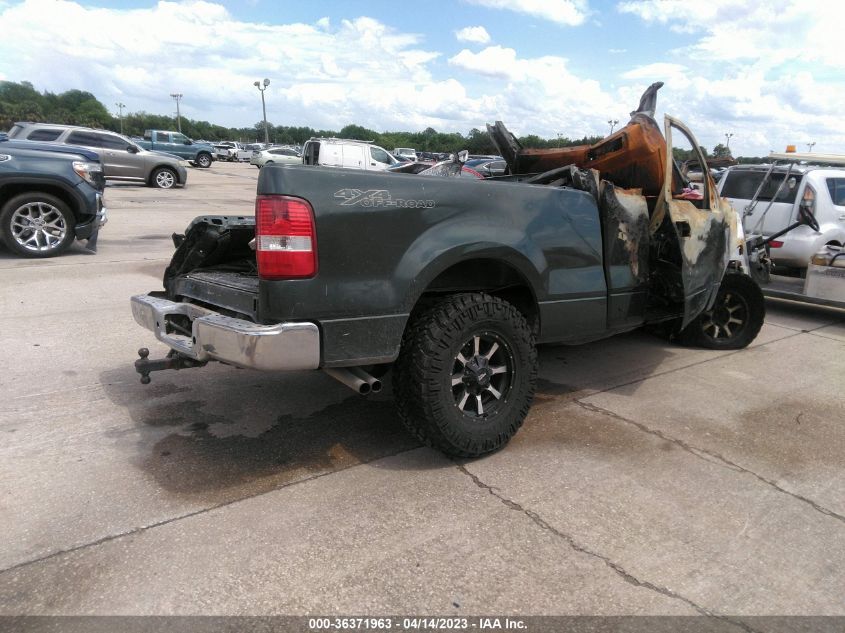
xmin=769 ymin=240 xmax=784 ymax=248
xmin=255 ymin=195 xmax=317 ymax=279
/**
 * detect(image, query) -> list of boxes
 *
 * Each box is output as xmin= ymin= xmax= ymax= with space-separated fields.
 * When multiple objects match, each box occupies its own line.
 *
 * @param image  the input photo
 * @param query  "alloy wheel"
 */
xmin=10 ymin=201 xmax=68 ymax=253
xmin=451 ymin=332 xmax=514 ymax=417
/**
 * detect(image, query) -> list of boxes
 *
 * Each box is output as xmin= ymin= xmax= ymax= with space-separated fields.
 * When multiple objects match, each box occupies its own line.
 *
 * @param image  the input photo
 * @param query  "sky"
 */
xmin=1 ymin=0 xmax=843 ymax=156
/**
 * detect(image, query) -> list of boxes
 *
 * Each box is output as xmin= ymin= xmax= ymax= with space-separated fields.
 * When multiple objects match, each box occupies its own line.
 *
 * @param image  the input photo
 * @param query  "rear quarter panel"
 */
xmin=257 ymin=165 xmax=608 ymax=364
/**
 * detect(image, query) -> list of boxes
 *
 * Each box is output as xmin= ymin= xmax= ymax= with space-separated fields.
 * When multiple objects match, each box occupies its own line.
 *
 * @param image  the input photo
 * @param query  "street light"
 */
xmin=115 ymin=101 xmax=126 ymax=135
xmin=170 ymin=93 xmax=183 ymax=133
xmin=608 ymin=119 xmax=619 ymax=135
xmin=807 ymin=142 xmax=816 ymax=153
xmin=254 ymin=78 xmax=270 ymax=145
xmin=556 ymin=132 xmax=563 ymax=148
xmin=724 ymin=132 xmax=734 ymax=151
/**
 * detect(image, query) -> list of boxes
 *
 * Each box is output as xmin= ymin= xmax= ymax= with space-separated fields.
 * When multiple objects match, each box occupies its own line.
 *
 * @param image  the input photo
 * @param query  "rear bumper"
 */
xmin=130 ymin=294 xmax=320 ymax=371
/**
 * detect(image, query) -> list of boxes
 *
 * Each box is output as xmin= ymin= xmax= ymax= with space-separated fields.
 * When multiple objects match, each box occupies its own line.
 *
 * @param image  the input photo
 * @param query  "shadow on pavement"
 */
xmin=98 ymin=326 xmax=681 ymax=501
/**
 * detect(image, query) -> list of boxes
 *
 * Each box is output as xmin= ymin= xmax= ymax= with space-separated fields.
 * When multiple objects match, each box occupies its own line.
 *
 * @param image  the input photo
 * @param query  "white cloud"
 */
xmin=0 ymin=0 xmax=615 ymax=140
xmin=455 ymin=25 xmax=491 ymax=44
xmin=0 ymin=0 xmax=448 ymax=131
xmin=621 ymin=63 xmax=687 ymax=82
xmin=448 ymin=46 xmax=619 ymax=137
xmin=614 ymin=0 xmax=845 ymax=155
xmin=464 ymin=0 xmax=589 ymax=26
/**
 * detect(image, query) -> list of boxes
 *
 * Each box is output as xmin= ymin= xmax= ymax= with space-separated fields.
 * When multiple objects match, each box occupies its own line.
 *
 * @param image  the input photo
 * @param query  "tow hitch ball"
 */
xmin=135 ymin=348 xmax=207 ymax=384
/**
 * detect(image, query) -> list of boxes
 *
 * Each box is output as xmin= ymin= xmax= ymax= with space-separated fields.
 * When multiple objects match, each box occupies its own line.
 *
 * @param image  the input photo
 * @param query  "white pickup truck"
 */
xmin=213 ymin=142 xmax=253 ymax=162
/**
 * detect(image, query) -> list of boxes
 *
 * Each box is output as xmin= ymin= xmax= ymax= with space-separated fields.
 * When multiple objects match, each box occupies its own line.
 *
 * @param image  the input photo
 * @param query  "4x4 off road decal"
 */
xmin=334 ymin=189 xmax=434 ymax=209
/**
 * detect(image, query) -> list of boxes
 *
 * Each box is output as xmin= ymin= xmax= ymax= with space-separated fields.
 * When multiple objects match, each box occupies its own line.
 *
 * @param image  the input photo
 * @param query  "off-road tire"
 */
xmin=0 ymin=192 xmax=76 ymax=258
xmin=150 ymin=167 xmax=177 ymax=189
xmin=195 ymin=152 xmax=212 ymax=168
xmin=678 ymin=273 xmax=764 ymax=349
xmin=394 ymin=292 xmax=537 ymax=457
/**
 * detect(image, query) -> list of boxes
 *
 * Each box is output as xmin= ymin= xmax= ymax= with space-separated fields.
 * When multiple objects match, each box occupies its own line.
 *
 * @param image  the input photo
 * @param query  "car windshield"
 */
xmin=720 ymin=170 xmax=799 ymax=203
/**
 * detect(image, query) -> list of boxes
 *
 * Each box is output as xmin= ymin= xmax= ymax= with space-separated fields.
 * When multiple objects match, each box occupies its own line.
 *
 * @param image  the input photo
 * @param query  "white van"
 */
xmin=301 ymin=138 xmax=399 ymax=171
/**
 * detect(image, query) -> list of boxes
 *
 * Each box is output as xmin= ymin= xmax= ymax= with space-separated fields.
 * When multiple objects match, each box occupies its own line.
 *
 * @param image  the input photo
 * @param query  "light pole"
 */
xmin=254 ymin=78 xmax=270 ymax=145
xmin=807 ymin=142 xmax=816 ymax=152
xmin=170 ymin=93 xmax=183 ymax=132
xmin=556 ymin=132 xmax=563 ymax=148
xmin=608 ymin=119 xmax=619 ymax=135
xmin=724 ymin=132 xmax=734 ymax=152
xmin=115 ymin=102 xmax=126 ymax=135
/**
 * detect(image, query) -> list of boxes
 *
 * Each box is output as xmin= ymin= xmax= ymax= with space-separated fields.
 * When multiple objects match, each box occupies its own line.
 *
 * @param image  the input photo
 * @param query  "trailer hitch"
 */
xmin=135 ymin=348 xmax=207 ymax=384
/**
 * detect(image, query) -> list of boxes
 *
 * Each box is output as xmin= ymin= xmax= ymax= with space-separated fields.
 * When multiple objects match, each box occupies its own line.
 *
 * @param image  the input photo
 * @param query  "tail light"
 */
xmin=769 ymin=240 xmax=784 ymax=248
xmin=255 ymin=195 xmax=317 ymax=279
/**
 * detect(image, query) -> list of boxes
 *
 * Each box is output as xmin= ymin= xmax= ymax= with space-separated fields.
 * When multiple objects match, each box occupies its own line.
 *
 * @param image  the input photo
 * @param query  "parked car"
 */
xmin=213 ymin=142 xmax=238 ymax=162
xmin=130 ymin=82 xmax=760 ymax=458
xmin=718 ymin=162 xmax=845 ymax=270
xmin=136 ymin=130 xmax=215 ymax=168
xmin=301 ymin=138 xmax=399 ymax=171
xmin=387 ymin=156 xmax=484 ymax=179
xmin=250 ymin=147 xmax=302 ymax=168
xmin=393 ymin=147 xmax=417 ymax=161
xmin=213 ymin=141 xmax=253 ymax=162
xmin=0 ymin=139 xmax=107 ymax=257
xmin=7 ymin=123 xmax=188 ymax=189
xmin=465 ymin=157 xmax=507 ymax=177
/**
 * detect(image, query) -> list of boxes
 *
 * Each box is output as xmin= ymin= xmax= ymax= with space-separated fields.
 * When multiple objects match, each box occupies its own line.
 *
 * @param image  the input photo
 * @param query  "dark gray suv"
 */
xmin=7 ymin=123 xmax=188 ymax=189
xmin=0 ymin=140 xmax=107 ymax=257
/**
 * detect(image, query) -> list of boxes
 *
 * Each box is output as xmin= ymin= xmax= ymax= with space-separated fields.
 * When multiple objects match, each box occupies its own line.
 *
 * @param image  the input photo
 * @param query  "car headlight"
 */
xmin=72 ymin=161 xmax=103 ymax=186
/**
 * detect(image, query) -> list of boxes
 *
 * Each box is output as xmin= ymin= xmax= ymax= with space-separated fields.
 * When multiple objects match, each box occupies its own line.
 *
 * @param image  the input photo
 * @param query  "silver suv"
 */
xmin=7 ymin=123 xmax=188 ymax=189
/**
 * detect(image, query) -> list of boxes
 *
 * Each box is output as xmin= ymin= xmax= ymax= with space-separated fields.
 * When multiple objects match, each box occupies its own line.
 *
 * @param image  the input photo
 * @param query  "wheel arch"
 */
xmin=0 ymin=181 xmax=82 ymax=219
xmin=148 ymin=164 xmax=181 ymax=185
xmin=406 ymin=251 xmax=542 ymax=336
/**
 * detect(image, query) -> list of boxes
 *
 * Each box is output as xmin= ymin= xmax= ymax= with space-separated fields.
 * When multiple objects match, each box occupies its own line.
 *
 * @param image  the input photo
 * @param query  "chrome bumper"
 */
xmin=130 ymin=294 xmax=320 ymax=371
xmin=97 ymin=193 xmax=108 ymax=226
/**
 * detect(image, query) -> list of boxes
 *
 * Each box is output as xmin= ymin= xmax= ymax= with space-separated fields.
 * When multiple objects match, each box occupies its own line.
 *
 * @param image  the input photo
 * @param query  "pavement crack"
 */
xmin=456 ymin=463 xmax=760 ymax=633
xmin=0 ymin=445 xmax=418 ymax=578
xmin=574 ymin=400 xmax=845 ymax=527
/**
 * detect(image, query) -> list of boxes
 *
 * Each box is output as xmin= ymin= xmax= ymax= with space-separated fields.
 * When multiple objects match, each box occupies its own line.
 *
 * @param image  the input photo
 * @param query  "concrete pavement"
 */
xmin=1 ymin=162 xmax=843 ymax=617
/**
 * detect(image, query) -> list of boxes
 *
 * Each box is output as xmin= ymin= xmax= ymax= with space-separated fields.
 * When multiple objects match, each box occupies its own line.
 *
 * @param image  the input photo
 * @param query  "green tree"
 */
xmin=339 ymin=124 xmax=377 ymax=141
xmin=712 ymin=143 xmax=731 ymax=158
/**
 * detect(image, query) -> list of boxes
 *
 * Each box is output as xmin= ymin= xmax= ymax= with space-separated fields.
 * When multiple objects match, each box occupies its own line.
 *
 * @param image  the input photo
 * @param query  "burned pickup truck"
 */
xmin=131 ymin=83 xmax=762 ymax=457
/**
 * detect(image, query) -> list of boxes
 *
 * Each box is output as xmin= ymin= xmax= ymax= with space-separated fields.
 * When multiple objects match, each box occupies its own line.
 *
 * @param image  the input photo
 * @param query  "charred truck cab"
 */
xmin=131 ymin=83 xmax=763 ymax=457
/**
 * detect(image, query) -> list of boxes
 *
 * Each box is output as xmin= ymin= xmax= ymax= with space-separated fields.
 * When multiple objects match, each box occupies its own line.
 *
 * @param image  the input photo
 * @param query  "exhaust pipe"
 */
xmin=349 ymin=367 xmax=382 ymax=393
xmin=323 ymin=367 xmax=382 ymax=395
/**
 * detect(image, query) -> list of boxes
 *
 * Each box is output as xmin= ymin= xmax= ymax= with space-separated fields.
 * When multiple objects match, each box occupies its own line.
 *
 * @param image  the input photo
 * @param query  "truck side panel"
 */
xmin=257 ymin=166 xmax=611 ymax=365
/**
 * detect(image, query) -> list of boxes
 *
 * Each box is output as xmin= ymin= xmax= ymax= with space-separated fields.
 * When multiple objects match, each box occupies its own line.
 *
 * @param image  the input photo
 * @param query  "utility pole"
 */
xmin=115 ymin=102 xmax=126 ymax=135
xmin=254 ymin=78 xmax=270 ymax=145
xmin=807 ymin=141 xmax=816 ymax=152
xmin=724 ymin=132 xmax=734 ymax=151
xmin=170 ymin=93 xmax=183 ymax=132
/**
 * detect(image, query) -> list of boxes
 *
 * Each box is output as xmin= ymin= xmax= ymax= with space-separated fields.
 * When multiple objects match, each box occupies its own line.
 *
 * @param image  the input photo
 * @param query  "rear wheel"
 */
xmin=151 ymin=167 xmax=177 ymax=189
xmin=0 ymin=192 xmax=75 ymax=258
xmin=394 ymin=293 xmax=537 ymax=457
xmin=678 ymin=273 xmax=764 ymax=349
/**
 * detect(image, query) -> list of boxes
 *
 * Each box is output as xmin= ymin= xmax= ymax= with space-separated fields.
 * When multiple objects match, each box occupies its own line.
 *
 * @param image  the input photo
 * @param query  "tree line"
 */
xmin=1 ymin=80 xmax=771 ymax=161
xmin=0 ymin=80 xmax=604 ymax=154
